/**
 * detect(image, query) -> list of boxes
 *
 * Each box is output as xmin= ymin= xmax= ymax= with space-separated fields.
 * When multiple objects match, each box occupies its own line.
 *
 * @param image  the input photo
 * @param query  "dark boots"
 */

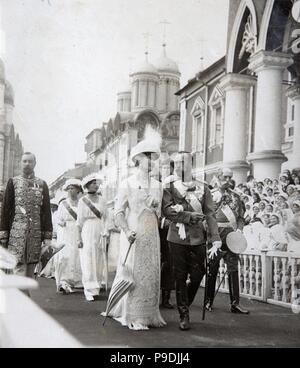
xmin=228 ymin=271 xmax=249 ymax=314
xmin=205 ymin=271 xmax=218 ymax=312
xmin=176 ymin=282 xmax=190 ymax=331
xmin=161 ymin=290 xmax=174 ymax=309
xmin=178 ymin=306 xmax=190 ymax=331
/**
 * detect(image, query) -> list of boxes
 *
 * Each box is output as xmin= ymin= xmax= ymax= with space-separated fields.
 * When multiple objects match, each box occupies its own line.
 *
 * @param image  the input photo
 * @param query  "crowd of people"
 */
xmin=210 ymin=169 xmax=300 ymax=253
xmin=1 ymin=144 xmax=300 ymax=332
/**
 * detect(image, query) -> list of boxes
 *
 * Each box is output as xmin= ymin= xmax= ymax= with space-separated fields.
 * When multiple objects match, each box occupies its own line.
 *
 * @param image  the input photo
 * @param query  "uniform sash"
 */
xmin=220 ymin=204 xmax=237 ymax=230
xmin=82 ymin=197 xmax=102 ymax=219
xmin=62 ymin=200 xmax=77 ymax=221
xmin=173 ymin=180 xmax=204 ymax=240
xmin=173 ymin=180 xmax=204 ymax=214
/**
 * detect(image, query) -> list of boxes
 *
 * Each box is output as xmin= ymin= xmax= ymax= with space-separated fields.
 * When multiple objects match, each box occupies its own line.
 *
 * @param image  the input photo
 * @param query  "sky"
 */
xmin=1 ymin=0 xmax=229 ymax=183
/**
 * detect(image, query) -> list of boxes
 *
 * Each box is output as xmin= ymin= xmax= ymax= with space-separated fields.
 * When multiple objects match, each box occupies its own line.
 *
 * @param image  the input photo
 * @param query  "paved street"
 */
xmin=31 ymin=276 xmax=300 ymax=348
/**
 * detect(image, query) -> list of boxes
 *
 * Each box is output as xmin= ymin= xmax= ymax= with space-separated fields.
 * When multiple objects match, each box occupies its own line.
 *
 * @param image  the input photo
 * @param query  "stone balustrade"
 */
xmin=216 ymin=249 xmax=300 ymax=311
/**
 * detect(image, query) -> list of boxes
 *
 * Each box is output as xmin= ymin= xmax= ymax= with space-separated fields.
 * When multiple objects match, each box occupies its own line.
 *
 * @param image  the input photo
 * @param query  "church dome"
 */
xmin=131 ymin=54 xmax=158 ymax=76
xmin=154 ymin=45 xmax=180 ymax=75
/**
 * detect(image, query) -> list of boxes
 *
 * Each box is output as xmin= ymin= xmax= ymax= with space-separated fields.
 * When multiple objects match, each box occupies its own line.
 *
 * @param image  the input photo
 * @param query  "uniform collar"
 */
xmin=22 ymin=172 xmax=35 ymax=180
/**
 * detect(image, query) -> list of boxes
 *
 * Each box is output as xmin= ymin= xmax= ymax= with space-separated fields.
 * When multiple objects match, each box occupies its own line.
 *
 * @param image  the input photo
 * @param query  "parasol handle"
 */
xmin=122 ymin=240 xmax=135 ymax=266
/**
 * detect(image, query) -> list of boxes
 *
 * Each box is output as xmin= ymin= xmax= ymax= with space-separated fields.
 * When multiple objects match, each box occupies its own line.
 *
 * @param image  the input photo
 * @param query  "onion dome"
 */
xmin=131 ymin=53 xmax=158 ymax=76
xmin=154 ymin=44 xmax=180 ymax=75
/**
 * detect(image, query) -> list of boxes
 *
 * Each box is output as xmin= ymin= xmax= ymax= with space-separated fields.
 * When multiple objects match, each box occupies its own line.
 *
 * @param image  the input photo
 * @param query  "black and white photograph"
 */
xmin=0 ymin=0 xmax=300 ymax=352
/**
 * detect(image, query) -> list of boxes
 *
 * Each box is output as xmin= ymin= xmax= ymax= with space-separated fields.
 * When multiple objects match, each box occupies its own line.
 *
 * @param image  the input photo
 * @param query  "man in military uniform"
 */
xmin=0 ymin=152 xmax=53 ymax=280
xmin=206 ymin=168 xmax=249 ymax=314
xmin=162 ymin=152 xmax=221 ymax=330
xmin=159 ymin=158 xmax=175 ymax=309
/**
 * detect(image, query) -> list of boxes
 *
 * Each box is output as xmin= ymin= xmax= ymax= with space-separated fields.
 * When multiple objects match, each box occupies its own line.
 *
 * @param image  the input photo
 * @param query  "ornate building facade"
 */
xmin=179 ymin=0 xmax=300 ymax=184
xmin=0 ymin=58 xmax=23 ymax=188
xmin=50 ymin=45 xmax=181 ymax=202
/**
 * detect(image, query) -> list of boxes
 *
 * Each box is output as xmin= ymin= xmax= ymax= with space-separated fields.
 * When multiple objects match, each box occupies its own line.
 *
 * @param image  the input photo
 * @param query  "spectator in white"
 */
xmin=276 ymin=194 xmax=288 ymax=209
xmin=250 ymin=205 xmax=262 ymax=223
xmin=287 ymin=185 xmax=299 ymax=207
xmin=279 ymin=201 xmax=290 ymax=210
xmin=258 ymin=201 xmax=266 ymax=214
xmin=279 ymin=173 xmax=289 ymax=192
xmin=265 ymin=204 xmax=274 ymax=214
xmin=252 ymin=192 xmax=261 ymax=205
xmin=264 ymin=187 xmax=275 ymax=204
xmin=286 ymin=200 xmax=300 ymax=253
xmin=262 ymin=213 xmax=271 ymax=228
xmin=255 ymin=182 xmax=264 ymax=196
xmin=268 ymin=214 xmax=288 ymax=251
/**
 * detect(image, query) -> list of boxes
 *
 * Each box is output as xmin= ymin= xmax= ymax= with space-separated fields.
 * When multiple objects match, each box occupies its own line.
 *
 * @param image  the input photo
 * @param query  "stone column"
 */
xmin=220 ymin=73 xmax=256 ymax=184
xmin=247 ymin=50 xmax=294 ymax=180
xmin=286 ymin=84 xmax=300 ymax=169
xmin=178 ymin=98 xmax=189 ymax=151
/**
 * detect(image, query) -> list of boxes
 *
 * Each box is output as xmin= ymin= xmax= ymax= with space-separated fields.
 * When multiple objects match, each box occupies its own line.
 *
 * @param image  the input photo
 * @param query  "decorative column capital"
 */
xmin=249 ymin=50 xmax=294 ymax=73
xmin=219 ymin=73 xmax=256 ymax=92
xmin=286 ymin=84 xmax=300 ymax=101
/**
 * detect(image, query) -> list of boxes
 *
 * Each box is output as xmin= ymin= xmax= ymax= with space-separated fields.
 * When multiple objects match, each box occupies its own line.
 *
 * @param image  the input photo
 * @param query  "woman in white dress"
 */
xmin=77 ymin=174 xmax=107 ymax=301
xmin=55 ymin=179 xmax=83 ymax=294
xmin=104 ymin=135 xmax=166 ymax=330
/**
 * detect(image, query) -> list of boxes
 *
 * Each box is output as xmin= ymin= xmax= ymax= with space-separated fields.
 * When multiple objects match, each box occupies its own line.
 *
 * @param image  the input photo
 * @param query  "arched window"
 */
xmin=161 ymin=114 xmax=180 ymax=139
xmin=135 ymin=112 xmax=160 ymax=140
xmin=191 ymin=97 xmax=205 ymax=153
xmin=208 ymin=85 xmax=225 ymax=150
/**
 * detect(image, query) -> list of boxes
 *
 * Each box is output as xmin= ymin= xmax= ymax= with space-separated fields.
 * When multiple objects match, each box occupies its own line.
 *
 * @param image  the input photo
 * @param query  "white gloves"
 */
xmin=176 ymin=223 xmax=187 ymax=240
xmin=208 ymin=241 xmax=222 ymax=260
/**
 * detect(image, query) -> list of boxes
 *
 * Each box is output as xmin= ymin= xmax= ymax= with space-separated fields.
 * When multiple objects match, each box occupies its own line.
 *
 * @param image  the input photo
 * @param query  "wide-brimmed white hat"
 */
xmin=82 ymin=173 xmax=103 ymax=189
xmin=63 ymin=178 xmax=82 ymax=191
xmin=130 ymin=140 xmax=160 ymax=163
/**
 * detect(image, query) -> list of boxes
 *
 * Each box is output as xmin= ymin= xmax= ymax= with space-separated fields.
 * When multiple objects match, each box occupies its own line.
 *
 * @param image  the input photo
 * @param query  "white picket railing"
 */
xmin=216 ymin=250 xmax=300 ymax=310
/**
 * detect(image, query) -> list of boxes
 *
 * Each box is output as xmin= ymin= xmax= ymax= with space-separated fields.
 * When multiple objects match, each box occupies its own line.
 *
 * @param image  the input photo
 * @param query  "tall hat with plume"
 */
xmin=130 ymin=125 xmax=162 ymax=163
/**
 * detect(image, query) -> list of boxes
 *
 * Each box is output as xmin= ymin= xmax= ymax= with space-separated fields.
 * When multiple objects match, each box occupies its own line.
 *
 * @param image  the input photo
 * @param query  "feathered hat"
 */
xmin=130 ymin=125 xmax=161 ymax=163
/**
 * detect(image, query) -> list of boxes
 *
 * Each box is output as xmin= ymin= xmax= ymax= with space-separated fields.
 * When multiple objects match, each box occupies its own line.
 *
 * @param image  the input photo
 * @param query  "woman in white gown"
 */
xmin=77 ymin=174 xmax=107 ymax=301
xmin=104 ymin=135 xmax=166 ymax=330
xmin=55 ymin=179 xmax=83 ymax=293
